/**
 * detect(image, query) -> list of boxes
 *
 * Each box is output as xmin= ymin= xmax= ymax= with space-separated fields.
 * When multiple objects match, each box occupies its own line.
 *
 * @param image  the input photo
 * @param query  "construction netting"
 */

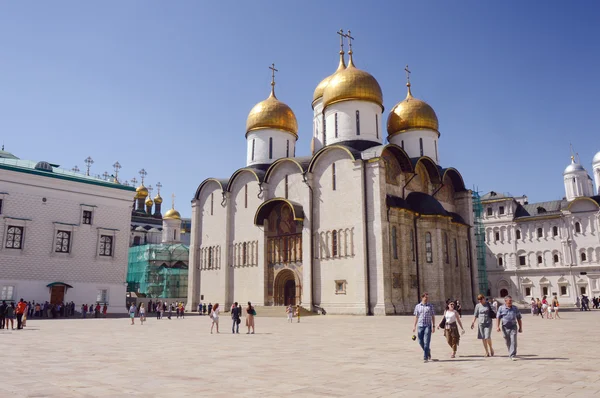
xmin=127 ymin=243 xmax=189 ymax=298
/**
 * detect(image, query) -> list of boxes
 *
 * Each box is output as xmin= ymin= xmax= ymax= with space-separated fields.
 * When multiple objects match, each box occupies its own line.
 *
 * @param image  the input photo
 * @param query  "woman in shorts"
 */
xmin=129 ymin=303 xmax=136 ymax=325
xmin=139 ymin=303 xmax=146 ymax=325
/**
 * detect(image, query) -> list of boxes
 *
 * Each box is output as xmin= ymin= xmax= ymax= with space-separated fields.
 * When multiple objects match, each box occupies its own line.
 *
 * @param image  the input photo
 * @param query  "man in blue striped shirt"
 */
xmin=413 ymin=293 xmax=436 ymax=362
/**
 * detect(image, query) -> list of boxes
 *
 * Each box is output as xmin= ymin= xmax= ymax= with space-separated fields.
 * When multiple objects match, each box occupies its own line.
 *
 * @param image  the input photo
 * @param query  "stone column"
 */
xmin=186 ymin=201 xmax=201 ymax=311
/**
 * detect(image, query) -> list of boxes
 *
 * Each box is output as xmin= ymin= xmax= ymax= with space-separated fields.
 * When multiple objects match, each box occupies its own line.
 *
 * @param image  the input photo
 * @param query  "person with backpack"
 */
xmin=471 ymin=294 xmax=495 ymax=357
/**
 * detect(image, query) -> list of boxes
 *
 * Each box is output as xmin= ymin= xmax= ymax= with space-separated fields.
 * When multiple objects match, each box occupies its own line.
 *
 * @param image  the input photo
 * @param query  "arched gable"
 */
xmin=195 ymin=178 xmax=228 ymax=200
xmin=308 ymin=145 xmax=356 ymax=173
xmin=567 ymin=197 xmax=600 ymax=212
xmin=254 ymin=198 xmax=304 ymax=225
xmin=442 ymin=168 xmax=467 ymax=192
xmin=227 ymin=168 xmax=263 ymax=193
xmin=413 ymin=156 xmax=441 ymax=185
xmin=366 ymin=144 xmax=413 ymax=173
xmin=264 ymin=158 xmax=306 ymax=183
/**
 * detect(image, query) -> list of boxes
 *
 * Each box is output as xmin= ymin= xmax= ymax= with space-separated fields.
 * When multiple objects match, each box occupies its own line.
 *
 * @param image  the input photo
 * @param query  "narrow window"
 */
xmin=542 ymin=286 xmax=549 ymax=296
xmin=332 ymin=230 xmax=338 ymax=257
xmin=99 ymin=235 xmax=113 ymax=256
xmin=537 ymin=255 xmax=542 ymax=264
xmin=525 ymin=287 xmax=531 ymax=296
xmin=208 ymin=247 xmax=213 ymax=268
xmin=55 ymin=231 xmax=71 ymax=253
xmin=499 ymin=206 xmax=504 ymax=215
xmin=465 ymin=240 xmax=471 ymax=268
xmin=174 ymin=229 xmax=176 ymax=240
xmin=334 ymin=113 xmax=338 ymax=138
xmin=375 ymin=115 xmax=379 ymax=139
xmin=575 ymin=222 xmax=581 ymax=233
xmin=401 ymin=140 xmax=404 ymax=149
xmin=251 ymin=139 xmax=255 ymax=161
xmin=0 ymin=199 xmax=3 ymax=215
xmin=495 ymin=232 xmax=500 ymax=242
xmin=1 ymin=286 xmax=15 ymax=301
xmin=552 ymin=226 xmax=558 ymax=237
xmin=269 ymin=137 xmax=273 ymax=159
xmin=553 ymin=254 xmax=559 ymax=263
xmin=516 ymin=230 xmax=521 ymax=239
xmin=498 ymin=257 xmax=503 ymax=266
xmin=392 ymin=227 xmax=398 ymax=259
xmin=82 ymin=210 xmax=92 ymax=225
xmin=581 ymin=252 xmax=587 ymax=262
xmin=425 ymin=232 xmax=433 ymax=263
xmin=519 ymin=256 xmax=526 ymax=266
xmin=332 ymin=163 xmax=336 ymax=191
xmin=560 ymin=286 xmax=567 ymax=295
xmin=243 ymin=242 xmax=247 ymax=265
xmin=443 ymin=232 xmax=449 ymax=264
xmin=434 ymin=141 xmax=438 ymax=163
xmin=537 ymin=228 xmax=543 ymax=238
xmin=284 ymin=175 xmax=289 ymax=199
xmin=244 ymin=184 xmax=248 ymax=209
xmin=286 ymin=140 xmax=289 ymax=157
xmin=356 ymin=110 xmax=360 ymax=135
xmin=5 ymin=226 xmax=24 ymax=249
xmin=210 ymin=193 xmax=214 ymax=215
xmin=322 ymin=114 xmax=326 ymax=146
xmin=487 ymin=207 xmax=493 ymax=216
xmin=419 ymin=138 xmax=423 ymax=156
xmin=410 ymin=230 xmax=415 ymax=261
xmin=453 ymin=238 xmax=458 ymax=267
xmin=580 ymin=286 xmax=587 ymax=295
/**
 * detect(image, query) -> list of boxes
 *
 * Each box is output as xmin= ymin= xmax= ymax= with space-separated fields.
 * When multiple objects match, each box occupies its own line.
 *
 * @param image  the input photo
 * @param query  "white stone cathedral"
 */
xmin=482 ymin=153 xmax=600 ymax=305
xmin=187 ymin=33 xmax=477 ymax=315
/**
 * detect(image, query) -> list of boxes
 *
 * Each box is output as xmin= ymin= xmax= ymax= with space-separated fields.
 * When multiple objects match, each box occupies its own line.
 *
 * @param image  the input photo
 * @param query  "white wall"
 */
xmin=246 ymin=129 xmax=297 ymax=166
xmin=323 ymin=101 xmax=382 ymax=146
xmin=388 ymin=129 xmax=440 ymax=164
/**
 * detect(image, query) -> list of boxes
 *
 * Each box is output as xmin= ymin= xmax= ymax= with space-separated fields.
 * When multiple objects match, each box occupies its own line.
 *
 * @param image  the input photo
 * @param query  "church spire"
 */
xmin=336 ymin=29 xmax=347 ymax=71
xmin=405 ymin=65 xmax=413 ymax=98
xmin=269 ymin=63 xmax=278 ymax=98
xmin=344 ymin=30 xmax=355 ymax=67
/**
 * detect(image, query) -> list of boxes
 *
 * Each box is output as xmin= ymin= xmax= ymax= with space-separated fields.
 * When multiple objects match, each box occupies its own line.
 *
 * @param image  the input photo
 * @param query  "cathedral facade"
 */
xmin=187 ymin=35 xmax=477 ymax=314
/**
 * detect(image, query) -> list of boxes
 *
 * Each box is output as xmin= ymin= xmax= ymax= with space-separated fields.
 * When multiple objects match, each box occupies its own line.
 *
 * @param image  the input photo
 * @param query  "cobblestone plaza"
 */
xmin=2 ymin=311 xmax=599 ymax=397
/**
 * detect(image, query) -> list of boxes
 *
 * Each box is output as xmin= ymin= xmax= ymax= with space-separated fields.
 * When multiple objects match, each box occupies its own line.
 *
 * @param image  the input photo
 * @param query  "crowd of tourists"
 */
xmin=0 ymin=299 xmax=82 ymax=330
xmin=194 ymin=301 xmax=256 ymax=334
xmin=530 ymin=296 xmax=561 ymax=319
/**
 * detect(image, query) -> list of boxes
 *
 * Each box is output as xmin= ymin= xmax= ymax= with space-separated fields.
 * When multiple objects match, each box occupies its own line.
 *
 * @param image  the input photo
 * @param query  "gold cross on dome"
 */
xmin=344 ymin=30 xmax=354 ymax=53
xmin=336 ymin=29 xmax=345 ymax=52
xmin=171 ymin=193 xmax=176 ymax=209
xmin=405 ymin=65 xmax=411 ymax=84
xmin=269 ymin=63 xmax=278 ymax=87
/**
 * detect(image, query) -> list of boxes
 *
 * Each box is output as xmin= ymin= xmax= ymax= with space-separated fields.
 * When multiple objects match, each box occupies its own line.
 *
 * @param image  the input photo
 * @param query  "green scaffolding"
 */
xmin=127 ymin=243 xmax=189 ymax=298
xmin=472 ymin=191 xmax=488 ymax=295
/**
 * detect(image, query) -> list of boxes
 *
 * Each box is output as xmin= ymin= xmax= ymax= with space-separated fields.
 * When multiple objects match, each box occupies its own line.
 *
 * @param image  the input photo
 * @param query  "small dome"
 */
xmin=164 ymin=208 xmax=181 ymax=220
xmin=564 ymin=158 xmax=586 ymax=174
xmin=136 ymin=184 xmax=149 ymax=198
xmin=387 ymin=84 xmax=439 ymax=137
xmin=246 ymin=88 xmax=298 ymax=137
xmin=148 ymin=228 xmax=160 ymax=233
xmin=593 ymin=151 xmax=600 ymax=165
xmin=322 ymin=55 xmax=383 ymax=110
xmin=312 ymin=52 xmax=346 ymax=107
xmin=135 ymin=226 xmax=146 ymax=232
xmin=154 ymin=194 xmax=163 ymax=204
xmin=34 ymin=161 xmax=53 ymax=172
xmin=145 ymin=198 xmax=153 ymax=206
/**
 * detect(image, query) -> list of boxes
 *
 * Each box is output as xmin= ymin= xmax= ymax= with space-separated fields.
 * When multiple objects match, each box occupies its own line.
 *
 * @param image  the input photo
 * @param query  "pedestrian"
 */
xmin=156 ymin=301 xmax=162 ymax=320
xmin=129 ymin=303 xmax=136 ymax=325
xmin=412 ymin=293 xmax=436 ymax=363
xmin=496 ymin=295 xmax=522 ymax=361
xmin=82 ymin=304 xmax=87 ymax=318
xmin=95 ymin=303 xmax=101 ymax=318
xmin=35 ymin=302 xmax=41 ymax=318
xmin=208 ymin=303 xmax=213 ymax=316
xmin=176 ymin=302 xmax=180 ymax=319
xmin=471 ymin=293 xmax=495 ymax=357
xmin=15 ymin=298 xmax=27 ymax=329
xmin=246 ymin=302 xmax=256 ymax=334
xmin=198 ymin=302 xmax=202 ymax=314
xmin=492 ymin=299 xmax=499 ymax=314
xmin=210 ymin=303 xmax=220 ymax=334
xmin=180 ymin=303 xmax=185 ymax=319
xmin=286 ymin=305 xmax=293 ymax=323
xmin=439 ymin=301 xmax=464 ymax=358
xmin=295 ymin=304 xmax=301 ymax=323
xmin=553 ymin=296 xmax=561 ymax=319
xmin=139 ymin=303 xmax=146 ymax=325
xmin=167 ymin=303 xmax=172 ymax=320
xmin=103 ymin=303 xmax=108 ymax=317
xmin=5 ymin=302 xmax=15 ymax=330
xmin=541 ymin=296 xmax=548 ymax=318
xmin=530 ymin=298 xmax=536 ymax=315
xmin=148 ymin=300 xmax=153 ymax=314
xmin=203 ymin=303 xmax=207 ymax=315
xmin=536 ymin=298 xmax=542 ymax=316
xmin=0 ymin=300 xmax=6 ymax=329
xmin=231 ymin=301 xmax=241 ymax=334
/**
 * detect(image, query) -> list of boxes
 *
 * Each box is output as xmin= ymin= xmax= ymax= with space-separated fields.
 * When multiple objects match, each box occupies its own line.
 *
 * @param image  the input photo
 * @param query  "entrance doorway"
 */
xmin=50 ymin=286 xmax=65 ymax=305
xmin=284 ymin=280 xmax=296 ymax=306
xmin=500 ymin=288 xmax=508 ymax=298
xmin=274 ymin=269 xmax=299 ymax=306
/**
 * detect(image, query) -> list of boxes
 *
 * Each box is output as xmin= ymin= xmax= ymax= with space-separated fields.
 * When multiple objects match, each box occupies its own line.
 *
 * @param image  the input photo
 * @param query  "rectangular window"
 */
xmin=335 ymin=280 xmax=346 ymax=294
xmin=244 ymin=184 xmax=248 ymax=209
xmin=495 ymin=232 xmax=500 ymax=242
xmin=537 ymin=228 xmax=543 ymax=238
xmin=251 ymin=139 xmax=255 ymax=161
xmin=55 ymin=230 xmax=71 ymax=253
xmin=560 ymin=286 xmax=567 ymax=295
xmin=425 ymin=232 xmax=433 ymax=263
xmin=332 ymin=163 xmax=336 ymax=191
xmin=99 ymin=235 xmax=113 ymax=256
xmin=284 ymin=175 xmax=289 ymax=199
xmin=519 ymin=256 xmax=526 ymax=266
xmin=5 ymin=226 xmax=24 ymax=249
xmin=525 ymin=287 xmax=531 ymax=296
xmin=356 ymin=110 xmax=360 ymax=135
xmin=516 ymin=230 xmax=521 ymax=239
xmin=82 ymin=210 xmax=92 ymax=225
xmin=542 ymin=286 xmax=549 ymax=296
xmin=0 ymin=285 xmax=14 ymax=301
xmin=392 ymin=227 xmax=398 ymax=259
xmin=375 ymin=115 xmax=379 ymax=139
xmin=286 ymin=140 xmax=289 ymax=157
xmin=269 ymin=137 xmax=273 ymax=159
xmin=334 ymin=113 xmax=338 ymax=138
xmin=96 ymin=289 xmax=108 ymax=304
xmin=499 ymin=206 xmax=504 ymax=215
xmin=332 ymin=231 xmax=338 ymax=257
xmin=210 ymin=193 xmax=214 ymax=216
xmin=0 ymin=198 xmax=3 ymax=215
xmin=487 ymin=207 xmax=493 ymax=216
xmin=498 ymin=257 xmax=503 ymax=266
xmin=553 ymin=226 xmax=558 ymax=237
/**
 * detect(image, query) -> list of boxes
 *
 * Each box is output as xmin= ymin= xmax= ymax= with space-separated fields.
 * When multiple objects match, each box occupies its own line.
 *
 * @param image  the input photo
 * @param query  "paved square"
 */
xmin=2 ymin=311 xmax=600 ymax=397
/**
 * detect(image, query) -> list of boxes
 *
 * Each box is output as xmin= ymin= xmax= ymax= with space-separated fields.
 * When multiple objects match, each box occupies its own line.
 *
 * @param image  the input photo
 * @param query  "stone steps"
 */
xmin=246 ymin=306 xmax=318 ymax=318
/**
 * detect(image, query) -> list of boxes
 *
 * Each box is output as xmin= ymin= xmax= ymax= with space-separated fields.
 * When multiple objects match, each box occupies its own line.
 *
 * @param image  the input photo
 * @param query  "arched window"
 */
xmin=356 ymin=110 xmax=360 ymax=135
xmin=269 ymin=137 xmax=273 ymax=159
xmin=332 ymin=231 xmax=338 ymax=257
xmin=553 ymin=254 xmax=559 ymax=263
xmin=537 ymin=255 xmax=543 ymax=264
xmin=443 ymin=232 xmax=449 ymax=264
xmin=500 ymin=288 xmax=508 ymax=298
xmin=210 ymin=193 xmax=214 ymax=215
xmin=516 ymin=229 xmax=521 ymax=240
xmin=375 ymin=115 xmax=379 ymax=139
xmin=244 ymin=184 xmax=248 ymax=209
xmin=575 ymin=222 xmax=581 ymax=233
xmin=286 ymin=140 xmax=290 ymax=157
xmin=322 ymin=114 xmax=327 ymax=145
xmin=552 ymin=226 xmax=558 ymax=237
xmin=537 ymin=228 xmax=543 ymax=238
xmin=410 ymin=229 xmax=415 ymax=261
xmin=392 ymin=227 xmax=398 ymax=259
xmin=419 ymin=138 xmax=424 ymax=156
xmin=434 ymin=141 xmax=438 ymax=163
xmin=332 ymin=163 xmax=336 ymax=191
xmin=581 ymin=252 xmax=587 ymax=262
xmin=498 ymin=256 xmax=503 ymax=266
xmin=251 ymin=139 xmax=255 ymax=161
xmin=334 ymin=113 xmax=338 ymax=138
xmin=425 ymin=232 xmax=433 ymax=263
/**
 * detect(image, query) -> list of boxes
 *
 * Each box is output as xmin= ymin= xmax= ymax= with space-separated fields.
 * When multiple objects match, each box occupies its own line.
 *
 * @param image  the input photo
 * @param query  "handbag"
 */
xmin=236 ymin=318 xmax=241 ymax=325
xmin=488 ymin=303 xmax=496 ymax=319
xmin=438 ymin=311 xmax=446 ymax=329
xmin=251 ymin=309 xmax=257 ymax=316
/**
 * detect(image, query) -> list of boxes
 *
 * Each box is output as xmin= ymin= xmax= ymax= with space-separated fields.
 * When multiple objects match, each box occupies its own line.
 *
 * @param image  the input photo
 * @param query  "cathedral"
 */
xmin=187 ymin=33 xmax=477 ymax=315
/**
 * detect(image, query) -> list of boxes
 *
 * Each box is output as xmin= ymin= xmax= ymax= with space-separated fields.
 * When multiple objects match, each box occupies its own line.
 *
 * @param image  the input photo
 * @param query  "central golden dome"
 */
xmin=312 ymin=52 xmax=346 ymax=107
xmin=322 ymin=54 xmax=383 ymax=110
xmin=246 ymin=87 xmax=298 ymax=137
xmin=387 ymin=84 xmax=439 ymax=137
xmin=164 ymin=208 xmax=181 ymax=220
xmin=136 ymin=184 xmax=149 ymax=198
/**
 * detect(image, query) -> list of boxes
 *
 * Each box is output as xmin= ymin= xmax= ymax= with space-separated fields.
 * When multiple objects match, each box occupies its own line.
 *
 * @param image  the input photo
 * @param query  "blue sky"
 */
xmin=1 ymin=1 xmax=599 ymax=216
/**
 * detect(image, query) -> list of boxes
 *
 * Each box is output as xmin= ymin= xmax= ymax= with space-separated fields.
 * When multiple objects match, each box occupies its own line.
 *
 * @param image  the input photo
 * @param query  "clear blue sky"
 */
xmin=2 ymin=1 xmax=599 ymax=216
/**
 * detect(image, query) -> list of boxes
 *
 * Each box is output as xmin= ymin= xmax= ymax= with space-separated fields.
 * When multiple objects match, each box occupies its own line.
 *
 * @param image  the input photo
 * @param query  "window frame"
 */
xmin=335 ymin=280 xmax=347 ymax=295
xmin=425 ymin=232 xmax=433 ymax=263
xmin=552 ymin=226 xmax=558 ymax=237
xmin=487 ymin=207 xmax=493 ymax=216
xmin=0 ymin=285 xmax=15 ymax=301
xmin=99 ymin=235 xmax=113 ymax=257
xmin=82 ymin=210 xmax=93 ymax=225
xmin=332 ymin=163 xmax=336 ymax=191
xmin=575 ymin=222 xmax=581 ymax=233
xmin=96 ymin=289 xmax=109 ymax=305
xmin=499 ymin=206 xmax=504 ymax=215
xmin=498 ymin=256 xmax=503 ymax=267
xmin=516 ymin=229 xmax=521 ymax=240
xmin=5 ymin=225 xmax=24 ymax=249
xmin=269 ymin=137 xmax=273 ymax=159
xmin=55 ymin=230 xmax=72 ymax=253
xmin=392 ymin=226 xmax=398 ymax=260
xmin=334 ymin=112 xmax=338 ymax=138
xmin=519 ymin=255 xmax=526 ymax=266
xmin=355 ymin=110 xmax=360 ymax=135
xmin=537 ymin=255 xmax=543 ymax=265
xmin=537 ymin=228 xmax=543 ymax=238
xmin=581 ymin=252 xmax=587 ymax=262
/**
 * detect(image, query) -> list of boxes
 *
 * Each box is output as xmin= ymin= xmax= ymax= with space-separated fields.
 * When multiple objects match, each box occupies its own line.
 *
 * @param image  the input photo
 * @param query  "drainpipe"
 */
xmin=362 ymin=160 xmax=372 ymax=315
xmin=302 ymin=173 xmax=315 ymax=312
xmin=467 ymin=227 xmax=476 ymax=306
xmin=414 ymin=214 xmax=421 ymax=301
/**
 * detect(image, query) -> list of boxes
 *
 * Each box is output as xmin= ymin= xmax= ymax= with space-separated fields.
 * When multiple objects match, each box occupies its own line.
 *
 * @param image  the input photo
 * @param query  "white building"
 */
xmin=482 ymin=155 xmax=600 ymax=305
xmin=188 ymin=35 xmax=477 ymax=315
xmin=0 ymin=149 xmax=135 ymax=312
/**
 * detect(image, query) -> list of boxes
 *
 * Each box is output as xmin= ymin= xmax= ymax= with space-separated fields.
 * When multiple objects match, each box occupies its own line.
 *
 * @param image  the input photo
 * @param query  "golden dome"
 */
xmin=322 ymin=54 xmax=383 ymax=110
xmin=386 ymin=83 xmax=439 ymax=137
xmin=136 ymin=184 xmax=149 ymax=198
xmin=145 ymin=198 xmax=153 ymax=206
xmin=246 ymin=86 xmax=298 ymax=137
xmin=153 ymin=194 xmax=163 ymax=204
xmin=164 ymin=208 xmax=181 ymax=220
xmin=312 ymin=52 xmax=346 ymax=107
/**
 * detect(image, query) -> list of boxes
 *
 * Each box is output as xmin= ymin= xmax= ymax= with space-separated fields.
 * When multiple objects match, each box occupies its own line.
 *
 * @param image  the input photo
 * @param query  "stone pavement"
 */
xmin=2 ymin=311 xmax=599 ymax=397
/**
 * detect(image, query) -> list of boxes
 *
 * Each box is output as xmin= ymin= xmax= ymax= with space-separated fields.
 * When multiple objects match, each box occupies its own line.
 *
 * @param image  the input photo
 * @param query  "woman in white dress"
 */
xmin=210 ymin=303 xmax=220 ymax=334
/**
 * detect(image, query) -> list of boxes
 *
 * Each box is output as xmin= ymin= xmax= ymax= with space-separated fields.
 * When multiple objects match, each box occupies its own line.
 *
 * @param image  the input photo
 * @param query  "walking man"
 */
xmin=15 ymin=298 xmax=27 ymax=329
xmin=496 ymin=295 xmax=522 ymax=361
xmin=231 ymin=301 xmax=241 ymax=334
xmin=412 ymin=293 xmax=436 ymax=363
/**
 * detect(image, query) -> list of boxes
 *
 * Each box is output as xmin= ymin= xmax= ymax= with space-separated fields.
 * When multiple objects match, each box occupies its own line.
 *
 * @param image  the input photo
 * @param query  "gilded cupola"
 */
xmin=246 ymin=69 xmax=298 ymax=138
xmin=153 ymin=193 xmax=163 ymax=204
xmin=164 ymin=207 xmax=181 ymax=220
xmin=312 ymin=50 xmax=346 ymax=107
xmin=136 ymin=184 xmax=149 ymax=198
xmin=387 ymin=81 xmax=439 ymax=137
